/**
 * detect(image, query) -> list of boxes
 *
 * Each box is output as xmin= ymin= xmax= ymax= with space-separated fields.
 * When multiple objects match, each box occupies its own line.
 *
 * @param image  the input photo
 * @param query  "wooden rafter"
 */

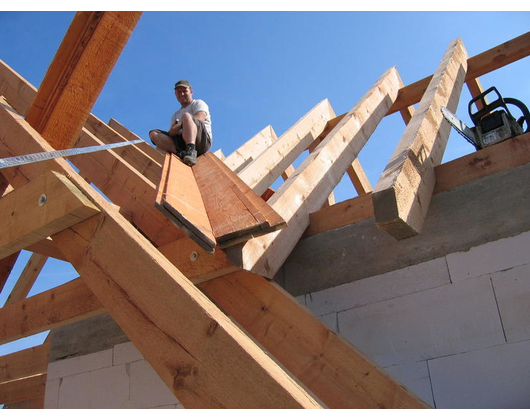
xmin=0 ymin=252 xmax=19 ymax=295
xmin=25 ymin=12 xmax=142 ymax=150
xmin=238 ymin=99 xmax=335 ymax=196
xmin=224 ymin=125 xmax=278 ymax=173
xmin=4 ymin=253 xmax=48 ymax=305
xmin=373 ymin=38 xmax=469 ymax=239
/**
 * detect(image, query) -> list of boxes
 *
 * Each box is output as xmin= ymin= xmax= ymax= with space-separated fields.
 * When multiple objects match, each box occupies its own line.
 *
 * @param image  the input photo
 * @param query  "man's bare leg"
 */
xmin=149 ymin=130 xmax=178 ymax=154
xmin=180 ymin=113 xmax=198 ymax=145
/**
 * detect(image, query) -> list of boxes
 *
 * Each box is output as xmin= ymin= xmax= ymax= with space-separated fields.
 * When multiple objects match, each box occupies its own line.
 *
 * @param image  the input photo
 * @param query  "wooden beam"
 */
xmin=434 ymin=132 xmax=530 ymax=193
xmin=302 ymin=193 xmax=375 ymax=239
xmin=108 ymin=118 xmax=140 ymax=140
xmin=227 ymin=67 xmax=403 ymax=278
xmin=0 ymin=252 xmax=19 ymax=295
xmin=0 ymin=60 xmax=37 ymax=116
xmin=85 ymin=114 xmax=164 ymax=178
xmin=24 ymin=238 xmax=67 ymax=261
xmin=0 ymin=170 xmax=100 ymax=259
xmin=25 ymin=12 xmax=141 ymax=149
xmin=200 ymin=271 xmax=428 ymax=408
xmin=0 ymin=374 xmax=46 ymax=405
xmin=238 ymin=99 xmax=335 ymax=196
xmin=0 ymin=343 xmax=49 ymax=384
xmin=0 ymin=99 xmax=321 ymax=409
xmin=373 ymin=38 xmax=469 ymax=239
xmin=2 ymin=343 xmax=48 ymax=409
xmin=0 ymin=277 xmax=104 ymax=345
xmin=387 ymin=31 xmax=530 ymax=115
xmin=4 ymin=253 xmax=48 ymax=305
xmin=224 ymin=125 xmax=278 ymax=173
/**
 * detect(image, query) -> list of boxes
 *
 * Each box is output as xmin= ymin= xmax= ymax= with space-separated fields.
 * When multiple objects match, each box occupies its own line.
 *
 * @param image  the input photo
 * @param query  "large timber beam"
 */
xmin=227 ymin=67 xmax=403 ymax=279
xmin=0 ymin=278 xmax=104 ymax=345
xmin=373 ymin=38 xmax=468 ymax=239
xmin=4 ymin=253 xmax=48 ymax=305
xmin=200 ymin=270 xmax=428 ymax=408
xmin=238 ymin=99 xmax=335 ymax=196
xmin=25 ymin=12 xmax=141 ymax=150
xmin=0 ymin=344 xmax=48 ymax=407
xmin=0 ymin=252 xmax=19 ymax=295
xmin=224 ymin=125 xmax=278 ymax=173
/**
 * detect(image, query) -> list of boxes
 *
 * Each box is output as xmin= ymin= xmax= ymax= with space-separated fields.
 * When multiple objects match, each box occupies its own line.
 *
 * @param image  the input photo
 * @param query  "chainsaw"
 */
xmin=441 ymin=86 xmax=530 ymax=150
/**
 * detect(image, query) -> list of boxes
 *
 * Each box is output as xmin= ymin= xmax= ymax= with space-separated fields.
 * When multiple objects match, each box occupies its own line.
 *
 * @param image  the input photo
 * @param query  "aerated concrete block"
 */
xmin=384 ymin=361 xmax=434 ymax=408
xmin=47 ymin=348 xmax=113 ymax=380
xmin=43 ymin=378 xmax=60 ymax=409
xmin=129 ymin=359 xmax=179 ymax=409
xmin=113 ymin=341 xmax=143 ymax=366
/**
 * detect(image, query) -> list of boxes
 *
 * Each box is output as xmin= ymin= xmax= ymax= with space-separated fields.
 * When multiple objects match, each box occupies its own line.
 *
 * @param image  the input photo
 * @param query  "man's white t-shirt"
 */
xmin=170 ymin=99 xmax=212 ymax=140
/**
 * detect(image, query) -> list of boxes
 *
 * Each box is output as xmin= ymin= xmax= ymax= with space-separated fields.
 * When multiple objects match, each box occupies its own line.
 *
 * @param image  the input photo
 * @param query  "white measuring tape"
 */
xmin=0 ymin=139 xmax=145 ymax=169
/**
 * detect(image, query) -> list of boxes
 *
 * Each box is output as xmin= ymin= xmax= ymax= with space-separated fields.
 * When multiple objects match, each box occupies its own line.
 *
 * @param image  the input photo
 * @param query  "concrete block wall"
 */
xmin=42 ymin=232 xmax=530 ymax=408
xmin=44 ymin=341 xmax=184 ymax=409
xmin=298 ymin=230 xmax=530 ymax=409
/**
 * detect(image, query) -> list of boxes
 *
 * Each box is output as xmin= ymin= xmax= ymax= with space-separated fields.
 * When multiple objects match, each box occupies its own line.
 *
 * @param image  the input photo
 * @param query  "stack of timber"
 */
xmin=0 ymin=12 xmax=528 ymax=409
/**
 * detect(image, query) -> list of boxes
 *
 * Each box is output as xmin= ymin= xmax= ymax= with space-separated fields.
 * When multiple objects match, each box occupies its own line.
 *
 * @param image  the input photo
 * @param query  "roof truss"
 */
xmin=0 ymin=15 xmax=528 ymax=409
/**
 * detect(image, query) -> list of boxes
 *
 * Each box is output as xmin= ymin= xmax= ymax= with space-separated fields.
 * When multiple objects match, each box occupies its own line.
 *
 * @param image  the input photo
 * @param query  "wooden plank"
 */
xmin=224 ymin=125 xmax=278 ymax=173
xmin=0 ymin=59 xmax=37 ymax=116
xmin=466 ymin=31 xmax=530 ymax=80
xmin=0 ymin=278 xmax=104 ymax=345
xmin=373 ymin=38 xmax=469 ymax=239
xmin=4 ymin=253 xmax=48 ymax=305
xmin=194 ymin=153 xmax=268 ymax=242
xmin=24 ymin=238 xmax=67 ymax=261
xmin=238 ymin=99 xmax=336 ymax=196
xmin=25 ymin=12 xmax=141 ymax=149
xmin=302 ymin=193 xmax=374 ymax=238
xmin=434 ymin=132 xmax=530 ymax=193
xmin=0 ymin=343 xmax=49 ymax=384
xmin=387 ymin=32 xmax=530 ymax=115
xmin=156 ymin=153 xmax=216 ymax=253
xmin=108 ymin=117 xmax=140 ymax=140
xmin=227 ymin=67 xmax=403 ymax=278
xmin=194 ymin=153 xmax=286 ymax=248
xmin=0 ymin=170 xmax=100 ymax=259
xmin=200 ymin=270 xmax=428 ymax=408
xmin=0 ymin=374 xmax=46 ymax=405
xmin=3 ymin=396 xmax=44 ymax=409
xmin=310 ymin=113 xmax=372 ymax=195
xmin=0 ymin=252 xmax=19 ymax=295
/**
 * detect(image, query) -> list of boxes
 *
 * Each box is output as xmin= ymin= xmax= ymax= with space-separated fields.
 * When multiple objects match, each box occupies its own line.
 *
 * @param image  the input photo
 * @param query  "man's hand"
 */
xmin=169 ymin=121 xmax=182 ymax=136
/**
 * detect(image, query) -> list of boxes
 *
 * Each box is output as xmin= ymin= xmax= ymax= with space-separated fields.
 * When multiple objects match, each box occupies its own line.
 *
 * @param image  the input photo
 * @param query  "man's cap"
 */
xmin=174 ymin=80 xmax=192 ymax=90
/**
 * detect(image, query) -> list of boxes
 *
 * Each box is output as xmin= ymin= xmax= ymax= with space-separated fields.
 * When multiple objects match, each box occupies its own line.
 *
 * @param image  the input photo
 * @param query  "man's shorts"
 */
xmin=154 ymin=116 xmax=211 ymax=155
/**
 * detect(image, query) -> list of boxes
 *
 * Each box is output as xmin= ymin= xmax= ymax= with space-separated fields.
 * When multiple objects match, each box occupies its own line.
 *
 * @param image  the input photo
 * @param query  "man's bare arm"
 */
xmin=194 ymin=111 xmax=207 ymax=122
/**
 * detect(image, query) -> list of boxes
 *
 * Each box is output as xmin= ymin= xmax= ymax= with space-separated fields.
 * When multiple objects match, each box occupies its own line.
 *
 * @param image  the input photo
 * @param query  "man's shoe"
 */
xmin=182 ymin=144 xmax=197 ymax=166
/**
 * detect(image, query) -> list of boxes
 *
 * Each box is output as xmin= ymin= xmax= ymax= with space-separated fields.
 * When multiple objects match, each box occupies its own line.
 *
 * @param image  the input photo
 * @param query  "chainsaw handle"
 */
xmin=504 ymin=97 xmax=530 ymax=133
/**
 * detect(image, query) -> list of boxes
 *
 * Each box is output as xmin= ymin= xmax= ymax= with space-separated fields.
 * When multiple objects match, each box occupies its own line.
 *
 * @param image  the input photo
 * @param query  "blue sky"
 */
xmin=0 ymin=11 xmax=529 ymax=358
